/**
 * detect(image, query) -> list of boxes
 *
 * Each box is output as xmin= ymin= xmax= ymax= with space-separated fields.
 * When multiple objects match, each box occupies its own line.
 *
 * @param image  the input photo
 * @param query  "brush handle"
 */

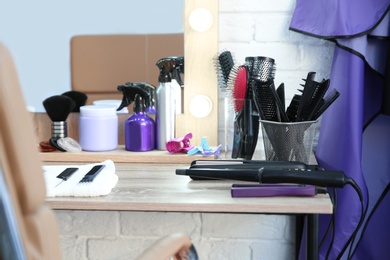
xmin=52 ymin=121 xmax=67 ymax=138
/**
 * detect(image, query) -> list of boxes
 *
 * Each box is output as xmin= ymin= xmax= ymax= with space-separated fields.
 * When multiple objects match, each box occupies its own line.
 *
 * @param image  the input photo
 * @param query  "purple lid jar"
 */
xmin=79 ymin=105 xmax=118 ymax=151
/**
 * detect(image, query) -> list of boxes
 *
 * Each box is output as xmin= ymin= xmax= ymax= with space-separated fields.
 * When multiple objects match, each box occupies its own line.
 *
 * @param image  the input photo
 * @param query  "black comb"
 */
xmin=79 ymin=165 xmax=105 ymax=183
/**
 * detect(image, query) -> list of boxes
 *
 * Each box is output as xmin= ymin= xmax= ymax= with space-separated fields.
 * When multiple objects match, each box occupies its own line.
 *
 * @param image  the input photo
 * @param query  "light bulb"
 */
xmin=189 ymin=8 xmax=213 ymax=32
xmin=189 ymin=95 xmax=213 ymax=118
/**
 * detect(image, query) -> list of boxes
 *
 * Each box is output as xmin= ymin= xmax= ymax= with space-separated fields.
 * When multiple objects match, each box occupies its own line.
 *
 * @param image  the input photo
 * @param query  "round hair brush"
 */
xmin=62 ymin=91 xmax=87 ymax=112
xmin=42 ymin=95 xmax=76 ymax=139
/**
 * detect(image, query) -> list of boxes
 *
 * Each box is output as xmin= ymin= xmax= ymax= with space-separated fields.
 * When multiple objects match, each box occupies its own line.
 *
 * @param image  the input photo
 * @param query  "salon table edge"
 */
xmin=44 ymin=162 xmax=333 ymax=215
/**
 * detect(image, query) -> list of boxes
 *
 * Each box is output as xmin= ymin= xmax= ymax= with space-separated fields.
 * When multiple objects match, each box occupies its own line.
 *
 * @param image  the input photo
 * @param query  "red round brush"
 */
xmin=232 ymin=66 xmax=248 ymax=112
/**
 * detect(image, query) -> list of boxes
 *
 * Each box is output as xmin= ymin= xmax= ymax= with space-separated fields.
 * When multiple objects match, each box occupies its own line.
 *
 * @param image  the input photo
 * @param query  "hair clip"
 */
xmin=166 ymin=132 xmax=194 ymax=153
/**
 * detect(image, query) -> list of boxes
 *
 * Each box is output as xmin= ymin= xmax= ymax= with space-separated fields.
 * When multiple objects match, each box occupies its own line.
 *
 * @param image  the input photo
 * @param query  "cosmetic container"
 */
xmin=155 ymin=56 xmax=184 ymax=150
xmin=79 ymin=105 xmax=118 ymax=151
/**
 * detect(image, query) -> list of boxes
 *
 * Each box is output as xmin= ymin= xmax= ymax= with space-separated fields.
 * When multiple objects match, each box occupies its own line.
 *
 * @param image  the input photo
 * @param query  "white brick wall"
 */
xmin=55 ymin=210 xmax=295 ymax=260
xmin=218 ymin=0 xmax=335 ymax=150
xmin=55 ymin=1 xmax=335 ymax=259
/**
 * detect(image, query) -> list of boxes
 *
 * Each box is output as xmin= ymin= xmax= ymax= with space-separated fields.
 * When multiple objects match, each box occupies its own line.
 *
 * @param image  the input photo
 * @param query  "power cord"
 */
xmin=335 ymin=177 xmax=365 ymax=260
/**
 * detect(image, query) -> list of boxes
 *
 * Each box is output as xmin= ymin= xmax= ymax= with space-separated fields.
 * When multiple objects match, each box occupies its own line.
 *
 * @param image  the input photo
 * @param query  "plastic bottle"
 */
xmin=155 ymin=56 xmax=184 ymax=150
xmin=117 ymin=84 xmax=155 ymax=151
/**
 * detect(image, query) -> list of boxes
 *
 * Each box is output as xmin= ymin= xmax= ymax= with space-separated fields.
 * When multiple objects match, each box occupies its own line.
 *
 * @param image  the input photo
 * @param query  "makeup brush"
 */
xmin=62 ymin=90 xmax=87 ymax=112
xmin=42 ymin=95 xmax=76 ymax=151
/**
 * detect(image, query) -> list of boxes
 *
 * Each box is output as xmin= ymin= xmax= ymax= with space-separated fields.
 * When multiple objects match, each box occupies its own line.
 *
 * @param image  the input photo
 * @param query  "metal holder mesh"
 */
xmin=260 ymin=120 xmax=317 ymax=164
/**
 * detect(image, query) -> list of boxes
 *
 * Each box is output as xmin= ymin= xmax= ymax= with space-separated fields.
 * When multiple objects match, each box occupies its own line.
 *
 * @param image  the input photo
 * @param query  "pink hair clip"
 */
xmin=166 ymin=132 xmax=194 ymax=153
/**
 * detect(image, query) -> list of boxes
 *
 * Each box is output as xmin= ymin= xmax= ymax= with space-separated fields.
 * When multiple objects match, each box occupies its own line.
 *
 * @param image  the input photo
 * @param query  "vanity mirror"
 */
xmin=3 ymin=0 xmax=219 ymax=155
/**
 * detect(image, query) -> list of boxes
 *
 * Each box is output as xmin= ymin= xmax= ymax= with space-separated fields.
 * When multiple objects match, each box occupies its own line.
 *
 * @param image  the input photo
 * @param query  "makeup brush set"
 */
xmin=215 ymin=51 xmax=340 ymax=162
xmin=40 ymin=91 xmax=87 ymax=153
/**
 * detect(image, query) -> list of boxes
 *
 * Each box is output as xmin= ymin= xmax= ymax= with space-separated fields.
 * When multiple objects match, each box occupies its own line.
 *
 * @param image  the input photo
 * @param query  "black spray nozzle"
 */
xmin=133 ymin=94 xmax=146 ymax=113
xmin=156 ymin=56 xmax=185 ymax=85
xmin=117 ymin=84 xmax=150 ymax=111
xmin=125 ymin=82 xmax=156 ymax=113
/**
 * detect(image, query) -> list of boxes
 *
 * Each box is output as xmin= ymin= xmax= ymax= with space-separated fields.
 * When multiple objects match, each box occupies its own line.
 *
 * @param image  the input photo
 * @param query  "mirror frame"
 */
xmin=177 ymin=0 xmax=219 ymax=146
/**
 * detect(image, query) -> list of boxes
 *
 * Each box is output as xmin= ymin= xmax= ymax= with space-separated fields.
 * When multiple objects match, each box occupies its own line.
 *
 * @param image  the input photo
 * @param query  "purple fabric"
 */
xmin=290 ymin=1 xmax=390 ymax=259
xmin=290 ymin=0 xmax=389 ymax=38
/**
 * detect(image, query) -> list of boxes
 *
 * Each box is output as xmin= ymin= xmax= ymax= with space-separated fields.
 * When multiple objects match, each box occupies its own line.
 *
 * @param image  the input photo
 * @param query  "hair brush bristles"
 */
xmin=245 ymin=56 xmax=276 ymax=82
xmin=43 ymin=95 xmax=76 ymax=121
xmin=62 ymin=91 xmax=87 ymax=112
xmin=218 ymin=51 xmax=234 ymax=84
xmin=214 ymin=50 xmax=235 ymax=91
xmin=231 ymin=66 xmax=248 ymax=113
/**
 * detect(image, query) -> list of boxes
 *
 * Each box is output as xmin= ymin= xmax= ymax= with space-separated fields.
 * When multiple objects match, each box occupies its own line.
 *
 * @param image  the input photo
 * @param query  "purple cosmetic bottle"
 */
xmin=125 ymin=94 xmax=155 ymax=151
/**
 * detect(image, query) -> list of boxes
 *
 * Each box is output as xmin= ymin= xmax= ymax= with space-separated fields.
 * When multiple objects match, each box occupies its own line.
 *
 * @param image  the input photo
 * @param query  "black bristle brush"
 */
xmin=214 ymin=50 xmax=235 ymax=91
xmin=42 ymin=95 xmax=76 ymax=151
xmin=62 ymin=91 xmax=88 ymax=112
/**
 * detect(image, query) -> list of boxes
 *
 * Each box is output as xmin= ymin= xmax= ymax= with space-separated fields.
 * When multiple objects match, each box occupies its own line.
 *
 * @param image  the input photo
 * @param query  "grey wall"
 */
xmin=0 ymin=0 xmax=184 ymax=111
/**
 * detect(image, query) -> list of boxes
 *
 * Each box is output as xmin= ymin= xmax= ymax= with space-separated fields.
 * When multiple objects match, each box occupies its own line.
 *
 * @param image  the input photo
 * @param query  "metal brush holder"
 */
xmin=52 ymin=121 xmax=67 ymax=138
xmin=260 ymin=120 xmax=317 ymax=164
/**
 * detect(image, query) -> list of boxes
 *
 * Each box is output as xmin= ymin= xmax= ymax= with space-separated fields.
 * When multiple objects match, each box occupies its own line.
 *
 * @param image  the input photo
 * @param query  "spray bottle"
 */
xmin=117 ymin=83 xmax=155 ymax=151
xmin=155 ymin=56 xmax=184 ymax=150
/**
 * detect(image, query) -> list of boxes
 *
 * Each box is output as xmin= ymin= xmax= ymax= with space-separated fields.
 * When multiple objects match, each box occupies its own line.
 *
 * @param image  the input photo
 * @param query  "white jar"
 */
xmin=79 ymin=105 xmax=118 ymax=151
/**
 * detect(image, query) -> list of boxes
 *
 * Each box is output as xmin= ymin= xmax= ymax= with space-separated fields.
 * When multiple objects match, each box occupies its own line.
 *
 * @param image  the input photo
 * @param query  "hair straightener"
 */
xmin=176 ymin=159 xmax=349 ymax=188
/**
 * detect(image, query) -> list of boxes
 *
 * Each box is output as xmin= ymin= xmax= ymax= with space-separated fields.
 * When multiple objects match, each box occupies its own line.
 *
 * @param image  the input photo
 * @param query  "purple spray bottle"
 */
xmin=117 ymin=83 xmax=155 ymax=151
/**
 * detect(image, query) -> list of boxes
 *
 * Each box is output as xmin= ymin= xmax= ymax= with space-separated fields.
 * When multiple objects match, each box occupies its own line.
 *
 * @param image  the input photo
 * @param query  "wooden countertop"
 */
xmin=45 ymin=163 xmax=333 ymax=214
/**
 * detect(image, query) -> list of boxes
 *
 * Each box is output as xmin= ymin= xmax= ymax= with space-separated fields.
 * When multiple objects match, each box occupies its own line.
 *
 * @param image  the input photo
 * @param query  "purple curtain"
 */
xmin=290 ymin=1 xmax=390 ymax=259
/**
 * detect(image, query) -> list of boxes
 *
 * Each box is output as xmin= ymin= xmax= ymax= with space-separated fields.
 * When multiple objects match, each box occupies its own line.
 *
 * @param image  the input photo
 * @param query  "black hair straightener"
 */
xmin=176 ymin=159 xmax=349 ymax=188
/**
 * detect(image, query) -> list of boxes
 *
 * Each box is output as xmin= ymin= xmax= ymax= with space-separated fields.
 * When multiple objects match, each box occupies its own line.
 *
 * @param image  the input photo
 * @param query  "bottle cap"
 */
xmin=93 ymin=100 xmax=129 ymax=114
xmin=80 ymin=105 xmax=117 ymax=117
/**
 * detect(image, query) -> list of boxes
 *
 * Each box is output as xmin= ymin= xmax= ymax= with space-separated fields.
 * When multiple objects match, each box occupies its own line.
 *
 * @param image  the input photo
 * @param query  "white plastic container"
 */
xmin=79 ymin=105 xmax=118 ymax=151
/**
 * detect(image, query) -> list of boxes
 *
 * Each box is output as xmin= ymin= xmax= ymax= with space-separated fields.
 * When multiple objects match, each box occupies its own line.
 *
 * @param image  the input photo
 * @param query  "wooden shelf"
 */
xmin=40 ymin=145 xmax=216 ymax=164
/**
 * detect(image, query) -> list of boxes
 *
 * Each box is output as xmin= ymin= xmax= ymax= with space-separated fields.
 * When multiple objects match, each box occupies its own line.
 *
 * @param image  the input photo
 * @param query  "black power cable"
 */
xmin=335 ymin=178 xmax=365 ymax=260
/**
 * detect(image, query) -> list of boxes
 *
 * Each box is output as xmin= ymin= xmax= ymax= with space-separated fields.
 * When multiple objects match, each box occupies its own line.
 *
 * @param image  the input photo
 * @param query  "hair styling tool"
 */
xmin=214 ymin=50 xmax=235 ymax=92
xmin=247 ymin=57 xmax=277 ymax=157
xmin=61 ymin=91 xmax=88 ymax=112
xmin=286 ymin=94 xmax=302 ymax=122
xmin=42 ymin=95 xmax=76 ymax=151
xmin=187 ymin=159 xmax=321 ymax=180
xmin=55 ymin=167 xmax=78 ymax=187
xmin=189 ymin=158 xmax=318 ymax=169
xmin=276 ymin=83 xmax=286 ymax=113
xmin=176 ymin=167 xmax=348 ymax=188
xmin=79 ymin=164 xmax=105 ymax=183
xmin=311 ymin=88 xmax=340 ymax=120
xmin=228 ymin=65 xmax=248 ymax=158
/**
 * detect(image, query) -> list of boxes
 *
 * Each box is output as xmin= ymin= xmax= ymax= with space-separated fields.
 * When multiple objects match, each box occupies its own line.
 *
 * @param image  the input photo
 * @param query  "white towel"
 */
xmin=43 ymin=160 xmax=118 ymax=197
